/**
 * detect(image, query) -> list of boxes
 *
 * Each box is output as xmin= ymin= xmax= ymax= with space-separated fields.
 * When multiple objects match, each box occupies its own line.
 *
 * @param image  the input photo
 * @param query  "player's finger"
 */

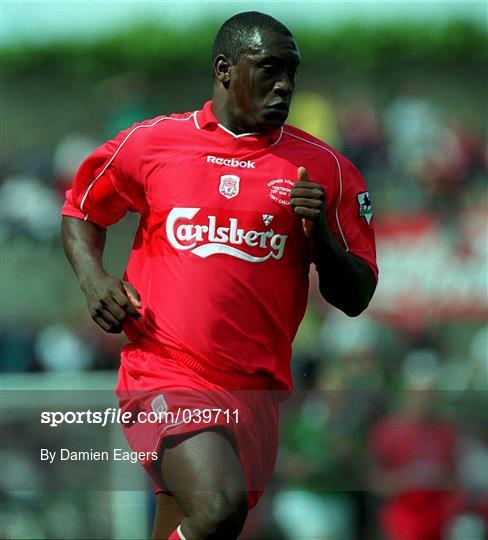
xmin=292 ymin=207 xmax=321 ymax=220
xmin=111 ymin=287 xmax=141 ymax=319
xmin=290 ymin=187 xmax=325 ymax=199
xmin=297 ymin=166 xmax=309 ymax=182
xmin=290 ymin=198 xmax=322 ymax=209
xmin=93 ymin=316 xmax=122 ymax=334
xmin=91 ymin=300 xmax=122 ymax=327
xmin=97 ymin=308 xmax=121 ymax=328
xmin=92 ymin=315 xmax=112 ymax=332
xmin=101 ymin=296 xmax=127 ymax=321
xmin=293 ymin=181 xmax=319 ymax=188
xmin=122 ymin=281 xmax=142 ymax=310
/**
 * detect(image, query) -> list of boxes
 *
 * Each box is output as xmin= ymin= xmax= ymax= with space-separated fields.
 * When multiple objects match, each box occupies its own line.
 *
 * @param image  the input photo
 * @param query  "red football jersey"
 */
xmin=62 ymin=101 xmax=378 ymax=390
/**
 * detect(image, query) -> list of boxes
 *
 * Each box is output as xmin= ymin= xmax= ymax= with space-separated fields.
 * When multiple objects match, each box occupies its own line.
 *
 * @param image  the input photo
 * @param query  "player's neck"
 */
xmin=211 ymin=97 xmax=260 ymax=136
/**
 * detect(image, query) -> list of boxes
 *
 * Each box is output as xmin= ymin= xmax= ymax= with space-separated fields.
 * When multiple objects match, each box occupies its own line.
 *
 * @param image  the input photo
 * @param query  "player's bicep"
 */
xmin=81 ymin=169 xmax=132 ymax=226
xmin=331 ymin=159 xmax=378 ymax=281
xmin=63 ymin=168 xmax=131 ymax=228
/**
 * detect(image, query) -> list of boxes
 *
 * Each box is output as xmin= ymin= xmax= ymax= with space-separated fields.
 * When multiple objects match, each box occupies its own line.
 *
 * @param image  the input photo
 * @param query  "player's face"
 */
xmin=228 ymin=31 xmax=300 ymax=133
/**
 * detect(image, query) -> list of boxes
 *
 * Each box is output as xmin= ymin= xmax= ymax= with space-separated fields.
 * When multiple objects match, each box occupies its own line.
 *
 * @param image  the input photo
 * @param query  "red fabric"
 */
xmin=167 ymin=528 xmax=181 ymax=540
xmin=116 ymin=345 xmax=280 ymax=509
xmin=62 ymin=100 xmax=377 ymax=390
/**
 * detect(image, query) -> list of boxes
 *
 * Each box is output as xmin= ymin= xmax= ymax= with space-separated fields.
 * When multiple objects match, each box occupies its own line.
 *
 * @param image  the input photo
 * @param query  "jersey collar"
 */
xmin=194 ymin=101 xmax=283 ymax=148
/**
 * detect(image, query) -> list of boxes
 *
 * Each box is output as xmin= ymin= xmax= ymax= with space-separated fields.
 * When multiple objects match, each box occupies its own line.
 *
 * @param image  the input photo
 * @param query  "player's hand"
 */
xmin=83 ymin=276 xmax=141 ymax=334
xmin=290 ymin=167 xmax=326 ymax=238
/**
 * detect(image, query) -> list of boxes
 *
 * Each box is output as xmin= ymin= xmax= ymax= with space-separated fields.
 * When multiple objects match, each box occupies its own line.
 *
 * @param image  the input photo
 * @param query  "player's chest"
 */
xmin=148 ymin=152 xmax=294 ymax=205
xmin=143 ymin=150 xmax=299 ymax=224
xmin=140 ymin=145 xmax=309 ymax=262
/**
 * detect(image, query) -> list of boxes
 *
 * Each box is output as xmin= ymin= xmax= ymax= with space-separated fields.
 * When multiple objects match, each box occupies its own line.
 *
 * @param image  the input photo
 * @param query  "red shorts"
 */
xmin=115 ymin=344 xmax=281 ymax=509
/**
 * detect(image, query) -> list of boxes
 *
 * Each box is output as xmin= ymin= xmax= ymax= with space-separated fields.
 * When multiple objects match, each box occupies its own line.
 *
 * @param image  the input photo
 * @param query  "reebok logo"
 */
xmin=207 ymin=155 xmax=256 ymax=169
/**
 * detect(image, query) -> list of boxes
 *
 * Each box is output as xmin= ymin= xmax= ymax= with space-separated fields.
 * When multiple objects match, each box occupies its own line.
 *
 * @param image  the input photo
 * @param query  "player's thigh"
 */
xmin=151 ymin=492 xmax=185 ymax=540
xmin=160 ymin=427 xmax=247 ymax=515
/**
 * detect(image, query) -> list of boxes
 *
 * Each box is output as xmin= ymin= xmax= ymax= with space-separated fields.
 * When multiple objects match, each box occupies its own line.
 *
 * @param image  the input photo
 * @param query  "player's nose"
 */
xmin=273 ymin=72 xmax=293 ymax=96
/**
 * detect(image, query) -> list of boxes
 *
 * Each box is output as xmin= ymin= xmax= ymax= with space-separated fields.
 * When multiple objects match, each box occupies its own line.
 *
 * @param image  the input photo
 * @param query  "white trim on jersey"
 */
xmin=283 ymin=130 xmax=349 ymax=252
xmin=192 ymin=110 xmax=200 ymax=130
xmin=79 ymin=114 xmax=195 ymax=218
xmin=177 ymin=524 xmax=187 ymax=540
xmin=217 ymin=123 xmax=260 ymax=139
xmin=270 ymin=127 xmax=284 ymax=146
xmin=192 ymin=107 xmax=283 ymax=145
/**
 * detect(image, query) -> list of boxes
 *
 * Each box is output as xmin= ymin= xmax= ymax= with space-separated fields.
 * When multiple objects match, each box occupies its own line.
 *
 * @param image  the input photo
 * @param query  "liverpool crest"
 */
xmin=219 ymin=175 xmax=240 ymax=199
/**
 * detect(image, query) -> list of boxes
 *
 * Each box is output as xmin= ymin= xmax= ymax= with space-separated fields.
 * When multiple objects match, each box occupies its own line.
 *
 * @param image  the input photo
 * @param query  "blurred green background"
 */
xmin=1 ymin=2 xmax=487 ymax=539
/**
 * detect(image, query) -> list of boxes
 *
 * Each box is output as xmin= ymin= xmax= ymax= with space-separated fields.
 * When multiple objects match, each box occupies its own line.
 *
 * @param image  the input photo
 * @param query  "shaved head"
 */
xmin=211 ymin=12 xmax=299 ymax=134
xmin=212 ymin=11 xmax=293 ymax=68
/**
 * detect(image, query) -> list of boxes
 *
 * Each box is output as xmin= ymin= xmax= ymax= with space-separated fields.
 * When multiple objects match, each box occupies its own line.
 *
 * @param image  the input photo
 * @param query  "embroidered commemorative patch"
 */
xmin=268 ymin=179 xmax=293 ymax=205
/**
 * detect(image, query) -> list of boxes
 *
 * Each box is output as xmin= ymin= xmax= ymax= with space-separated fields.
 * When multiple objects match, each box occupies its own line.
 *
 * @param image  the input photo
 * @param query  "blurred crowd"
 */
xmin=2 ymin=74 xmax=487 ymax=539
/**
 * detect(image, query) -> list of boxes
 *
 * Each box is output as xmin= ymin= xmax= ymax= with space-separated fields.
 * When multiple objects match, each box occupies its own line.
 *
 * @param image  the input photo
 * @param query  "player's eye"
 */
xmin=261 ymin=64 xmax=278 ymax=75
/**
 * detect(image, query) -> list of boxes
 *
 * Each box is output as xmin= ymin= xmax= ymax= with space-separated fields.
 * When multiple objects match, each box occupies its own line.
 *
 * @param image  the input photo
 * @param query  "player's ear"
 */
xmin=214 ymin=55 xmax=231 ymax=88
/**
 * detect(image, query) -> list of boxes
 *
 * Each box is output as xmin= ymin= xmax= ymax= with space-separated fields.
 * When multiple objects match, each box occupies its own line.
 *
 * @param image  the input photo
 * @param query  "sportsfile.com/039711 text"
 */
xmin=40 ymin=407 xmax=239 ymax=428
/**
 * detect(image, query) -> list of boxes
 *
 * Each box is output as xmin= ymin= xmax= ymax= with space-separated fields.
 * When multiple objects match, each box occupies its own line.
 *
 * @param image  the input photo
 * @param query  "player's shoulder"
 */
xmin=282 ymin=123 xmax=355 ymax=170
xmin=101 ymin=109 xmax=197 ymax=160
xmin=112 ymin=110 xmax=196 ymax=149
xmin=123 ymin=110 xmax=197 ymax=135
xmin=283 ymin=124 xmax=352 ymax=167
xmin=283 ymin=124 xmax=349 ymax=161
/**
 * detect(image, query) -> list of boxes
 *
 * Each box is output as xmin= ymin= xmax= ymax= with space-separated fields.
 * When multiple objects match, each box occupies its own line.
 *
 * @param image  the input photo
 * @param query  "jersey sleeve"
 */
xmin=61 ymin=124 xmax=147 ymax=228
xmin=327 ymin=157 xmax=378 ymax=282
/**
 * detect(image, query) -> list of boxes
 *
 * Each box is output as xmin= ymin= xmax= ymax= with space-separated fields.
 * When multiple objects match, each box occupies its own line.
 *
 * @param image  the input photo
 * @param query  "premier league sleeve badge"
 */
xmin=357 ymin=191 xmax=373 ymax=225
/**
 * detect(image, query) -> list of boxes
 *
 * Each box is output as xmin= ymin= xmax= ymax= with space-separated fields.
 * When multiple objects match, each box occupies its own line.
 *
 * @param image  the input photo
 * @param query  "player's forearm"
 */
xmin=61 ymin=216 xmax=108 ymax=291
xmin=312 ymin=224 xmax=376 ymax=316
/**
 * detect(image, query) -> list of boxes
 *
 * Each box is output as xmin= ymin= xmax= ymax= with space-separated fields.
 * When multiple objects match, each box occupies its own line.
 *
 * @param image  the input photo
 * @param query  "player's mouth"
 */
xmin=265 ymin=102 xmax=289 ymax=121
xmin=266 ymin=102 xmax=289 ymax=112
